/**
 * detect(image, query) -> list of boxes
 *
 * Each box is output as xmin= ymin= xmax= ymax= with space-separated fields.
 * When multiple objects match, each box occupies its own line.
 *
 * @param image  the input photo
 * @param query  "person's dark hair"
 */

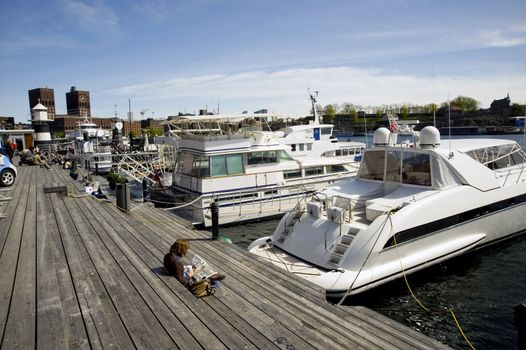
xmin=170 ymin=239 xmax=189 ymax=257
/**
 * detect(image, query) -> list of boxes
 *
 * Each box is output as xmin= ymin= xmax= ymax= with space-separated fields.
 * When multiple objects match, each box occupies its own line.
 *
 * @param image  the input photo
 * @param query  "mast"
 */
xmin=309 ymin=90 xmax=320 ymax=125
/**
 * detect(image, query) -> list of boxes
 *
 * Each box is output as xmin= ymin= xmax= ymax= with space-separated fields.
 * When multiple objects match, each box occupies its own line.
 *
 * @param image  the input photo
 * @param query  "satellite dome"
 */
xmin=373 ymin=127 xmax=390 ymax=146
xmin=420 ymin=126 xmax=440 ymax=148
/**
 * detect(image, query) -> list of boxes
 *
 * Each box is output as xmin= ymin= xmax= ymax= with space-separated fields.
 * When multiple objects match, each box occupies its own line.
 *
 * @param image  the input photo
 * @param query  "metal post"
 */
xmin=95 ymin=162 xmax=99 ymax=175
xmin=211 ymin=201 xmax=219 ymax=240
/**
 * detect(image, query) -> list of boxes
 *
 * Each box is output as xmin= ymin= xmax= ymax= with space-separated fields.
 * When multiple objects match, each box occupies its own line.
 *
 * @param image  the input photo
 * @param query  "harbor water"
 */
xmin=217 ymin=133 xmax=526 ymax=349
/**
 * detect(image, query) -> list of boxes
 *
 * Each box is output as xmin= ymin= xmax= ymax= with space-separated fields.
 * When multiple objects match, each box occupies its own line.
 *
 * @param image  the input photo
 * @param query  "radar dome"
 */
xmin=420 ymin=126 xmax=440 ymax=148
xmin=373 ymin=127 xmax=391 ymax=146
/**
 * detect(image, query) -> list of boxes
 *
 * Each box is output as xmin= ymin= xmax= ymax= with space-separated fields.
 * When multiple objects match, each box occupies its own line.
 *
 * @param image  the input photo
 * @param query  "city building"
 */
xmin=28 ymin=87 xmax=56 ymax=120
xmin=66 ymin=86 xmax=91 ymax=117
xmin=490 ymin=94 xmax=511 ymax=117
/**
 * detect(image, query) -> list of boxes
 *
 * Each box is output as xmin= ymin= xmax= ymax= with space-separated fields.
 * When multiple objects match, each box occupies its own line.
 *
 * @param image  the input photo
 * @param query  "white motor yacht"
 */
xmin=248 ymin=126 xmax=526 ymax=298
xmin=67 ymin=119 xmax=111 ymax=140
xmin=75 ymin=139 xmax=112 ymax=174
xmin=152 ymin=129 xmax=362 ymax=227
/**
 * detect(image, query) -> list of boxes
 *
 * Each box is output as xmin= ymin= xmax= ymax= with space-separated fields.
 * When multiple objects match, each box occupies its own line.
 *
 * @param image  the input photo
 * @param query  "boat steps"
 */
xmin=328 ymin=219 xmax=369 ymax=265
xmin=276 ymin=210 xmax=304 ymax=243
xmin=348 ymin=221 xmax=368 ymax=235
xmin=328 ymin=251 xmax=343 ymax=265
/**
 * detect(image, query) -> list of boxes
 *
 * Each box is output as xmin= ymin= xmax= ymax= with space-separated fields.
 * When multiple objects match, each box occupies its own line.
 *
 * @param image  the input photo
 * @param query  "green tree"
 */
xmin=511 ymin=103 xmax=525 ymax=117
xmin=323 ymin=104 xmax=336 ymax=123
xmin=451 ymin=96 xmax=479 ymax=112
xmin=424 ymin=103 xmax=438 ymax=114
xmin=400 ymin=106 xmax=409 ymax=119
xmin=143 ymin=127 xmax=164 ymax=137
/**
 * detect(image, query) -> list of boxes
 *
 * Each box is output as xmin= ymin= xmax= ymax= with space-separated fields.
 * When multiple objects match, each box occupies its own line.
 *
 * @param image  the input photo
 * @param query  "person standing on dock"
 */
xmin=4 ymin=139 xmax=14 ymax=162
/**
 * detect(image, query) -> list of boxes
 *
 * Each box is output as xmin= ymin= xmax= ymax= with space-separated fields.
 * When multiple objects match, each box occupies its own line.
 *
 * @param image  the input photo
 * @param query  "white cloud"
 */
xmin=108 ymin=66 xmax=526 ymax=116
xmin=58 ymin=0 xmax=120 ymax=35
xmin=482 ymin=27 xmax=526 ymax=48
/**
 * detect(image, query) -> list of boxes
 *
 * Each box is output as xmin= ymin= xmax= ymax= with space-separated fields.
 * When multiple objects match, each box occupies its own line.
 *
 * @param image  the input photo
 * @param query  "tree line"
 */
xmin=318 ymin=95 xmax=525 ymax=123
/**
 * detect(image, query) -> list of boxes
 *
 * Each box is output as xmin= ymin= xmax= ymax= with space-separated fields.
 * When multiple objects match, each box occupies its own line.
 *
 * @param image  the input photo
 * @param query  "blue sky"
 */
xmin=1 ymin=0 xmax=526 ymax=122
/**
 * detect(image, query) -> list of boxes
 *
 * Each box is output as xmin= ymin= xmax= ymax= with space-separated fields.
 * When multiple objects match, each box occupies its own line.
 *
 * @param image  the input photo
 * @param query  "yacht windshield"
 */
xmin=466 ymin=143 xmax=526 ymax=170
xmin=358 ymin=150 xmax=386 ymax=180
xmin=358 ymin=149 xmax=432 ymax=186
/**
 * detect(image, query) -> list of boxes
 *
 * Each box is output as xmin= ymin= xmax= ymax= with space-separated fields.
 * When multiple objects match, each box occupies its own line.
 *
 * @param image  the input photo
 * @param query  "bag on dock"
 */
xmin=190 ymin=279 xmax=215 ymax=298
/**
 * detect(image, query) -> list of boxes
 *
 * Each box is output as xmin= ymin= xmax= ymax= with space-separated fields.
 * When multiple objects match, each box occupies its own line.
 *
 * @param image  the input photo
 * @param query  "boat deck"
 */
xmin=0 ymin=164 xmax=450 ymax=349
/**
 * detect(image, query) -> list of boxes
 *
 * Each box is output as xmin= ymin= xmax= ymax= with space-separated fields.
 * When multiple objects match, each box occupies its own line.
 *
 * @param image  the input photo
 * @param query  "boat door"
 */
xmin=255 ymin=173 xmax=268 ymax=187
xmin=313 ymin=128 xmax=320 ymax=141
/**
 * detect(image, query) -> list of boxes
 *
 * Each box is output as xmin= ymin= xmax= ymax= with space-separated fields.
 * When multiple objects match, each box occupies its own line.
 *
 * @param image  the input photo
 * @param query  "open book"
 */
xmin=189 ymin=254 xmax=217 ymax=280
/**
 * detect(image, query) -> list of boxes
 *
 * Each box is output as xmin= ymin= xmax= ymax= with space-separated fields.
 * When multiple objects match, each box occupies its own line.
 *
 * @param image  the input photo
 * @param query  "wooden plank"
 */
xmin=37 ymin=167 xmax=91 ymax=349
xmin=60 ymin=171 xmax=258 ymax=350
xmin=2 ymin=166 xmax=38 ymax=349
xmin=49 ymin=189 xmax=135 ymax=349
xmin=67 ymin=197 xmax=206 ymax=350
xmin=0 ymin=167 xmax=32 ymax=346
xmin=58 ymin=191 xmax=179 ymax=349
xmin=77 ymin=191 xmax=290 ymax=350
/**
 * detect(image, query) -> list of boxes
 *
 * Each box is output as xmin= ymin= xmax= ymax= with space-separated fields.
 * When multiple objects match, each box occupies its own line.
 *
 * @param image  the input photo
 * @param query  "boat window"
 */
xmin=299 ymin=144 xmax=305 ymax=151
xmin=305 ymin=167 xmax=324 ymax=176
xmin=279 ymin=150 xmax=293 ymax=161
xmin=402 ymin=153 xmax=431 ymax=186
xmin=284 ymin=170 xmax=302 ymax=179
xmin=336 ymin=149 xmax=342 ymax=156
xmin=467 ymin=144 xmax=526 ymax=170
xmin=326 ymin=165 xmax=347 ymax=173
xmin=358 ymin=150 xmax=386 ymax=180
xmin=191 ymin=155 xmax=209 ymax=178
xmin=291 ymin=144 xmax=296 ymax=152
xmin=176 ymin=152 xmax=194 ymax=176
xmin=247 ymin=151 xmax=278 ymax=165
xmin=321 ymin=127 xmax=332 ymax=135
xmin=210 ymin=154 xmax=244 ymax=176
xmin=307 ymin=143 xmax=312 ymax=151
xmin=226 ymin=154 xmax=244 ymax=174
xmin=384 ymin=150 xmax=402 ymax=182
xmin=511 ymin=151 xmax=526 ymax=165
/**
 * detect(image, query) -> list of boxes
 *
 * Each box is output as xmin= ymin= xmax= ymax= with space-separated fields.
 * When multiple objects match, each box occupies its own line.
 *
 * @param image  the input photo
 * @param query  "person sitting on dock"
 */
xmin=164 ymin=239 xmax=225 ymax=288
xmin=33 ymin=151 xmax=51 ymax=169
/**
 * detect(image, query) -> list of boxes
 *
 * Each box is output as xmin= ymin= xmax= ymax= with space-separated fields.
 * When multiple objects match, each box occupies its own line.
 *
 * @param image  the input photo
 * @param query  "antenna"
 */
xmin=114 ymin=104 xmax=118 ymax=118
xmin=432 ymin=66 xmax=436 ymax=127
xmin=308 ymin=89 xmax=320 ymax=125
xmin=140 ymin=108 xmax=148 ymax=120
xmin=448 ymin=94 xmax=453 ymax=158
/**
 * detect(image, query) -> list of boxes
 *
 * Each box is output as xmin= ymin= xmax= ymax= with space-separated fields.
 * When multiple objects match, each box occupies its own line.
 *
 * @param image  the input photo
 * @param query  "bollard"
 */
xmin=142 ymin=178 xmax=148 ymax=203
xmin=95 ymin=162 xmax=99 ymax=175
xmin=84 ymin=159 xmax=88 ymax=169
xmin=71 ymin=160 xmax=77 ymax=172
xmin=116 ymin=182 xmax=130 ymax=211
xmin=515 ymin=302 xmax=526 ymax=349
xmin=211 ymin=201 xmax=219 ymax=240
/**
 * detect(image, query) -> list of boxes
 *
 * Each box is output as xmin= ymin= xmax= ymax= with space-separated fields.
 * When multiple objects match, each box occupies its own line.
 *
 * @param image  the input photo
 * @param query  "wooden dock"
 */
xmin=0 ymin=165 xmax=451 ymax=349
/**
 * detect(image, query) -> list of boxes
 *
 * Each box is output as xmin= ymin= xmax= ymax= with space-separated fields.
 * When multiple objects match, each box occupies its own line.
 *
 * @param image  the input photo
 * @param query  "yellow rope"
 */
xmin=388 ymin=212 xmax=476 ymax=350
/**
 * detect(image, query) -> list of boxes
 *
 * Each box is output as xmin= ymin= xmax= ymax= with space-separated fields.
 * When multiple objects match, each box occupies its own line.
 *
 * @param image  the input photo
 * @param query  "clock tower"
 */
xmin=66 ymin=86 xmax=91 ymax=118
